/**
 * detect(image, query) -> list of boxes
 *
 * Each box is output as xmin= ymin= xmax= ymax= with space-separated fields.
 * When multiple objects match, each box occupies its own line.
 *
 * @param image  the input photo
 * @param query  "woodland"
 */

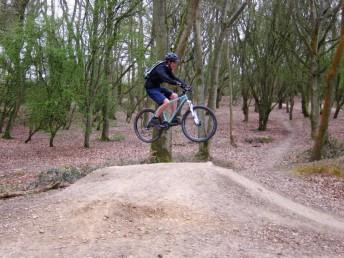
xmin=1 ymin=0 xmax=344 ymax=167
xmin=2 ymin=1 xmax=344 ymax=255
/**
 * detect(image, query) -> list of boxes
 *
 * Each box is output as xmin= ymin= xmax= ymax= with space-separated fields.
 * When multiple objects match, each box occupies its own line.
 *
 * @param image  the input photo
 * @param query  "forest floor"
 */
xmin=1 ymin=98 xmax=344 ymax=257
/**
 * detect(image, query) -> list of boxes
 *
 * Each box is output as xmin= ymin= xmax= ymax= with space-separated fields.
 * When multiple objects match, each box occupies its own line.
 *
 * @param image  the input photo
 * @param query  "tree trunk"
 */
xmin=309 ymin=0 xmax=321 ymax=139
xmin=49 ymin=132 xmax=56 ymax=147
xmin=101 ymin=92 xmax=110 ymax=141
xmin=333 ymin=103 xmax=343 ymax=118
xmin=83 ymin=0 xmax=102 ymax=148
xmin=150 ymin=0 xmax=171 ymax=163
xmin=3 ymin=100 xmax=21 ymax=139
xmin=84 ymin=104 xmax=92 ymax=148
xmin=278 ymin=100 xmax=283 ymax=109
xmin=242 ymin=94 xmax=249 ymax=122
xmin=254 ymin=99 xmax=259 ymax=113
xmin=175 ymin=0 xmax=200 ymax=58
xmin=64 ymin=104 xmax=76 ymax=130
xmin=310 ymin=60 xmax=320 ymax=139
xmin=227 ymin=41 xmax=236 ymax=147
xmin=312 ymin=3 xmax=344 ymax=161
xmin=208 ymin=1 xmax=249 ymax=112
xmin=193 ymin=1 xmax=209 ymax=160
xmin=207 ymin=0 xmax=229 ymax=112
xmin=2 ymin=0 xmax=29 ymax=139
xmin=25 ymin=127 xmax=40 ymax=143
xmin=301 ymin=85 xmax=310 ymax=117
xmin=289 ymin=96 xmax=294 ymax=120
xmin=137 ymin=2 xmax=145 ymax=111
xmin=257 ymin=99 xmax=271 ymax=131
xmin=258 ymin=110 xmax=270 ymax=131
xmin=228 ymin=77 xmax=236 ymax=146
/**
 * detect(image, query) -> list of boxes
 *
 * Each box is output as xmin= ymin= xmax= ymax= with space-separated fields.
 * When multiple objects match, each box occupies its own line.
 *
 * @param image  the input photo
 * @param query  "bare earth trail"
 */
xmin=1 ymin=113 xmax=344 ymax=257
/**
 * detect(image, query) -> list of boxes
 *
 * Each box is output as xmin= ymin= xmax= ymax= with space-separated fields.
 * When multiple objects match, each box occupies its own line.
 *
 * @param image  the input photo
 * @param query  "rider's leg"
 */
xmin=155 ymin=98 xmax=170 ymax=118
xmin=170 ymin=93 xmax=181 ymax=124
xmin=170 ymin=93 xmax=178 ymax=114
xmin=149 ymin=98 xmax=169 ymax=128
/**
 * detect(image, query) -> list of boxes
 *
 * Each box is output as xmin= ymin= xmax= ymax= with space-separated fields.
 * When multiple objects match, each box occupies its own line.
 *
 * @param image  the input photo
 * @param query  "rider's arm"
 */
xmin=156 ymin=65 xmax=182 ymax=86
xmin=166 ymin=68 xmax=186 ymax=86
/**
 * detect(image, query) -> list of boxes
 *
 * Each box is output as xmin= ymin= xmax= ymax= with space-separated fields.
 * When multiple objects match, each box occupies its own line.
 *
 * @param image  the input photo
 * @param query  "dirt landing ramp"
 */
xmin=1 ymin=162 xmax=343 ymax=257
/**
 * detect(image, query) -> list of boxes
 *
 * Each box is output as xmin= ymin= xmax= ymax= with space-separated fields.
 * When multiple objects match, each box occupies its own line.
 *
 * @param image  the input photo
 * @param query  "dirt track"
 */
xmin=1 ymin=162 xmax=344 ymax=258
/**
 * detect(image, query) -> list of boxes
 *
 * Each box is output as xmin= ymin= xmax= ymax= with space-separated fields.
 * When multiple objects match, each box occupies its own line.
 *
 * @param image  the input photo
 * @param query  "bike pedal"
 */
xmin=159 ymin=121 xmax=169 ymax=129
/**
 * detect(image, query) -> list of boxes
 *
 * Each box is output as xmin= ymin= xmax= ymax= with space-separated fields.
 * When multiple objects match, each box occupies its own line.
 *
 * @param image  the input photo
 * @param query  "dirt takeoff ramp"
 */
xmin=1 ymin=162 xmax=344 ymax=257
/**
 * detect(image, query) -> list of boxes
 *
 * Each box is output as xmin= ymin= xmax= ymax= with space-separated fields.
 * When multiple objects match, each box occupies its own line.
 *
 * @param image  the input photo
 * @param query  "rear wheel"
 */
xmin=181 ymin=105 xmax=217 ymax=142
xmin=134 ymin=109 xmax=162 ymax=143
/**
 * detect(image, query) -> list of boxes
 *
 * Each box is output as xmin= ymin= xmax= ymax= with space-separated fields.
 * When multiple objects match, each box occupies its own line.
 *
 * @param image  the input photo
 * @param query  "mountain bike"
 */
xmin=134 ymin=86 xmax=217 ymax=143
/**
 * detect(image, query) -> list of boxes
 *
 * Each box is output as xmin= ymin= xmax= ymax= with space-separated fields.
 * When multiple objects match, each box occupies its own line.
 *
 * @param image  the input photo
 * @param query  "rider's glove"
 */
xmin=184 ymin=84 xmax=192 ymax=91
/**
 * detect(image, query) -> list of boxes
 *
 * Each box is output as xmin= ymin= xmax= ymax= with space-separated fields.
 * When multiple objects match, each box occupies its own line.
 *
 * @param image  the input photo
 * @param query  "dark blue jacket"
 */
xmin=145 ymin=62 xmax=183 ymax=89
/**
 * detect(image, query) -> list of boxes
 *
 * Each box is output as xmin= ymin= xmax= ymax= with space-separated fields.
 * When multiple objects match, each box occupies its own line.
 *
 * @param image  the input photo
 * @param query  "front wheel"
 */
xmin=181 ymin=105 xmax=217 ymax=142
xmin=134 ymin=108 xmax=162 ymax=143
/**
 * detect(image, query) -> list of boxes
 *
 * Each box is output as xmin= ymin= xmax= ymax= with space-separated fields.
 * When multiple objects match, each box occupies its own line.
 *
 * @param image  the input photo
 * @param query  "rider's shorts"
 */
xmin=146 ymin=87 xmax=173 ymax=105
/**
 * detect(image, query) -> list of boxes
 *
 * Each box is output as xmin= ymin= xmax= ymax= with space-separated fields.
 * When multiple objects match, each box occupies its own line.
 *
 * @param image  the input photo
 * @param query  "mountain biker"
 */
xmin=145 ymin=52 xmax=188 ymax=128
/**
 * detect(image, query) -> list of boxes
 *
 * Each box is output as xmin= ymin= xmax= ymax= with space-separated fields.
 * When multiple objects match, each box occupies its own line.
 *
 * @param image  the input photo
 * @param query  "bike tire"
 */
xmin=134 ymin=108 xmax=162 ymax=143
xmin=181 ymin=105 xmax=217 ymax=142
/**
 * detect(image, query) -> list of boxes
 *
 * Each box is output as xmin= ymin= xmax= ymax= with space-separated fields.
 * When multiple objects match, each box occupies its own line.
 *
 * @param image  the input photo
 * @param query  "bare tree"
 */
xmin=312 ymin=2 xmax=344 ymax=160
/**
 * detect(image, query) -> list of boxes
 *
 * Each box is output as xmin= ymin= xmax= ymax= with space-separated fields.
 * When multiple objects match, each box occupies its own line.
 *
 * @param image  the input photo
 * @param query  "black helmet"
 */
xmin=165 ymin=52 xmax=179 ymax=62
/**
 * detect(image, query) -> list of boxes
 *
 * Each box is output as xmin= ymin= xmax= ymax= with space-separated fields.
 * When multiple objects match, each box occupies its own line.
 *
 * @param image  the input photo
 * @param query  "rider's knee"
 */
xmin=171 ymin=93 xmax=178 ymax=99
xmin=162 ymin=98 xmax=170 ymax=106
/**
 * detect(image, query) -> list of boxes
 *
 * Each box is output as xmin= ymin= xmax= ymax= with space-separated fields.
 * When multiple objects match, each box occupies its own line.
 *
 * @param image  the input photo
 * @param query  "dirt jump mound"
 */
xmin=1 ymin=162 xmax=343 ymax=257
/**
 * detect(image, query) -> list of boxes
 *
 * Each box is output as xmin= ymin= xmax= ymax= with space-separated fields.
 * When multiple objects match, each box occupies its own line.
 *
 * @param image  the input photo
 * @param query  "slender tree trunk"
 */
xmin=242 ymin=94 xmax=249 ymax=122
xmin=278 ymin=100 xmax=283 ymax=109
xmin=254 ymin=99 xmax=259 ymax=113
xmin=150 ymin=0 xmax=171 ymax=163
xmin=312 ymin=3 xmax=344 ymax=161
xmin=64 ymin=103 xmax=76 ymax=130
xmin=205 ymin=0 xmax=248 ymax=154
xmin=227 ymin=41 xmax=236 ymax=146
xmin=84 ymin=104 xmax=92 ymax=148
xmin=193 ymin=1 xmax=209 ymax=160
xmin=2 ymin=0 xmax=29 ymax=139
xmin=310 ymin=60 xmax=320 ymax=138
xmin=333 ymin=106 xmax=340 ymax=118
xmin=333 ymin=102 xmax=344 ymax=118
xmin=258 ymin=108 xmax=271 ymax=131
xmin=49 ymin=131 xmax=57 ymax=147
xmin=289 ymin=96 xmax=294 ymax=120
xmin=175 ymin=0 xmax=200 ymax=58
xmin=309 ymin=1 xmax=321 ymax=139
xmin=0 ymin=110 xmax=4 ymax=133
xmin=208 ymin=0 xmax=249 ymax=113
xmin=301 ymin=85 xmax=310 ymax=117
xmin=101 ymin=91 xmax=110 ymax=141
xmin=25 ymin=127 xmax=40 ymax=143
xmin=137 ymin=1 xmax=145 ymax=111
xmin=83 ymin=0 xmax=102 ymax=148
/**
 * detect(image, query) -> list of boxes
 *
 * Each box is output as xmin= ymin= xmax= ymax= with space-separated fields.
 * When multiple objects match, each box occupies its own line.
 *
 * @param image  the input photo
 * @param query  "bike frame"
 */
xmin=156 ymin=93 xmax=199 ymax=124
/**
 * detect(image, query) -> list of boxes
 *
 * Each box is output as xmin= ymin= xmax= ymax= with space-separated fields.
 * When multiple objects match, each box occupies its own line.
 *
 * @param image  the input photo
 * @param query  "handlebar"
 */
xmin=181 ymin=84 xmax=192 ymax=94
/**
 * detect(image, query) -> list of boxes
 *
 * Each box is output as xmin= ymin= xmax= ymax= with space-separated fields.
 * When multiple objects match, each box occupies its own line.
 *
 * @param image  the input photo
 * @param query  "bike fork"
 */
xmin=187 ymin=100 xmax=200 ymax=125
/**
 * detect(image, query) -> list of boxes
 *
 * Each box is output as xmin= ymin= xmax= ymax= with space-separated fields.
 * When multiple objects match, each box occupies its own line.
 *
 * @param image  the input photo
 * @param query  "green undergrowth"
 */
xmin=295 ymin=163 xmax=344 ymax=177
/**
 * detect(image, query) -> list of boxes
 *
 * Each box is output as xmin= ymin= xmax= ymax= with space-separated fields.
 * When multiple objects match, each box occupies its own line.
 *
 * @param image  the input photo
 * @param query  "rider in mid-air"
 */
xmin=145 ymin=52 xmax=188 ymax=128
